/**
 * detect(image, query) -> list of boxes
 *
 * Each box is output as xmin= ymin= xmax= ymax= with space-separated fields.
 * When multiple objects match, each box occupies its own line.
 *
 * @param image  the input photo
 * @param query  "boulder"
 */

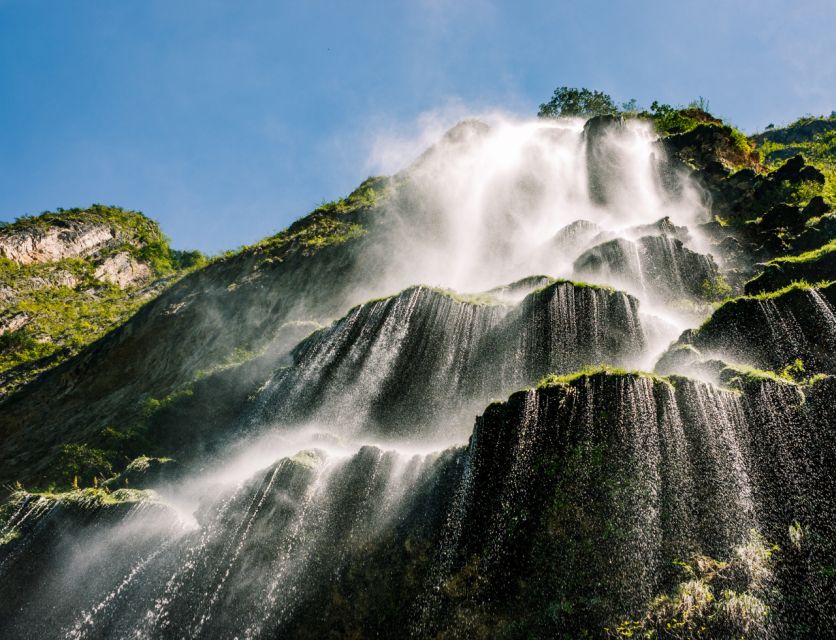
xmin=802 ymin=196 xmax=831 ymax=219
xmin=0 ymin=312 xmax=29 ymax=336
xmin=760 ymin=203 xmax=804 ymax=231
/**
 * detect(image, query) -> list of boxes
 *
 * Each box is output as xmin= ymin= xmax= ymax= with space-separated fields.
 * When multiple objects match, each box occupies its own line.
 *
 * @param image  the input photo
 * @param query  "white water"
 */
xmin=3 ymin=115 xmax=768 ymax=639
xmin=364 ymin=116 xmax=709 ymax=306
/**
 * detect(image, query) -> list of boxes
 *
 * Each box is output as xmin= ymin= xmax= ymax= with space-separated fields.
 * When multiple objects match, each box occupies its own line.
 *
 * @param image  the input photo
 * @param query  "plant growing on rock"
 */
xmin=607 ymin=531 xmax=778 ymax=639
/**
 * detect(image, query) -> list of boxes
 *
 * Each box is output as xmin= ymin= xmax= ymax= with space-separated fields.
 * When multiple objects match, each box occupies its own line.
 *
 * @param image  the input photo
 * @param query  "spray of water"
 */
xmin=7 ymin=112 xmax=812 ymax=639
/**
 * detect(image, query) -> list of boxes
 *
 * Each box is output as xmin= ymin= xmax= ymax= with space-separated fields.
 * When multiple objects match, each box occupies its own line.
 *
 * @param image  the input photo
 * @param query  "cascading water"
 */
xmin=360 ymin=115 xmax=710 ymax=301
xmin=248 ymin=278 xmax=648 ymax=442
xmin=4 ymin=113 xmax=832 ymax=638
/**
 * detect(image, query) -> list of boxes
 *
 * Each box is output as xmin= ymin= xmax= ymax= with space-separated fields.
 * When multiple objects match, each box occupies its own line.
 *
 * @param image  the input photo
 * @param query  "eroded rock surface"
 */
xmin=94 ymin=251 xmax=152 ymax=288
xmin=0 ymin=221 xmax=119 ymax=265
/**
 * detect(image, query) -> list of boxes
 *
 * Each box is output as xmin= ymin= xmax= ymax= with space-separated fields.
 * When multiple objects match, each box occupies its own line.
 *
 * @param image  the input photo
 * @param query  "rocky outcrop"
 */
xmin=664 ymin=122 xmax=760 ymax=170
xmin=256 ymin=280 xmax=646 ymax=438
xmin=744 ymin=243 xmax=836 ymax=295
xmin=0 ymin=221 xmax=119 ymax=265
xmin=752 ymin=116 xmax=836 ymax=146
xmin=660 ymin=282 xmax=836 ymax=375
xmin=0 ymin=312 xmax=28 ymax=336
xmin=573 ymin=234 xmax=720 ymax=301
xmin=93 ymin=251 xmax=152 ymax=288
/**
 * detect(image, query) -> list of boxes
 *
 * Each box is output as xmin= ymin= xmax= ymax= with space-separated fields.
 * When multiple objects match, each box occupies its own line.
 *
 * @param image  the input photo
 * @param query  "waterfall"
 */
xmin=247 ymin=279 xmax=649 ymax=442
xmin=5 ymin=113 xmax=832 ymax=638
xmin=361 ymin=115 xmax=708 ymax=300
xmin=406 ymin=372 xmax=836 ymax=637
xmin=573 ymin=234 xmax=719 ymax=302
xmin=679 ymin=282 xmax=836 ymax=375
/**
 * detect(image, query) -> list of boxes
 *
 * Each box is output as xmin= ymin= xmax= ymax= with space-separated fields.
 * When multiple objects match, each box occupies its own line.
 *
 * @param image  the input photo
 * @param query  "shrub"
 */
xmin=57 ymin=444 xmax=113 ymax=487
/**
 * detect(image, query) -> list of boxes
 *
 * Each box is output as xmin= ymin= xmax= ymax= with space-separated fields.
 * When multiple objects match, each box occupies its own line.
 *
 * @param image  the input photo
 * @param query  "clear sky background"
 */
xmin=1 ymin=1 xmax=834 ymax=253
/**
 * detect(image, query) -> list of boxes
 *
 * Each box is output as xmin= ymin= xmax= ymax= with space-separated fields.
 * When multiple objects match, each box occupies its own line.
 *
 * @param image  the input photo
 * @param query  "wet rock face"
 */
xmin=583 ymin=115 xmax=626 ymax=205
xmin=0 ymin=448 xmax=461 ymax=640
xmin=3 ymin=372 xmax=836 ymax=639
xmin=256 ymin=281 xmax=647 ymax=437
xmin=666 ymin=282 xmax=836 ymax=375
xmin=410 ymin=373 xmax=836 ymax=638
xmin=0 ymin=221 xmax=119 ymax=265
xmin=573 ymin=234 xmax=719 ymax=301
xmin=744 ymin=248 xmax=836 ymax=296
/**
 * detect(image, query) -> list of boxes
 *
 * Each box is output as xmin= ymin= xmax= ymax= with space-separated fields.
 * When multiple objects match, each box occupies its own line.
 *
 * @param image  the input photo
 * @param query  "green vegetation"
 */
xmin=646 ymin=102 xmax=711 ymax=135
xmin=535 ymin=365 xmax=672 ymax=390
xmin=4 ymin=204 xmax=195 ymax=275
xmin=700 ymin=274 xmax=732 ymax=301
xmin=608 ymin=531 xmax=778 ymax=639
xmin=532 ymin=277 xmax=616 ymax=297
xmin=428 ymin=286 xmax=503 ymax=307
xmin=719 ymin=363 xmax=801 ymax=389
xmin=700 ymin=280 xmax=832 ymax=328
xmin=768 ymin=238 xmax=836 ymax=265
xmin=0 ymin=205 xmax=205 ymax=394
xmin=0 ymin=527 xmax=21 ymax=545
xmin=753 ymin=115 xmax=836 ymax=206
xmin=745 ymin=241 xmax=836 ymax=294
xmin=57 ymin=443 xmax=113 ymax=487
xmin=538 ymin=87 xmax=618 ymax=118
xmin=0 ymin=279 xmax=151 ymax=375
xmin=251 ymin=177 xmax=385 ymax=260
xmin=6 ymin=486 xmax=158 ymax=509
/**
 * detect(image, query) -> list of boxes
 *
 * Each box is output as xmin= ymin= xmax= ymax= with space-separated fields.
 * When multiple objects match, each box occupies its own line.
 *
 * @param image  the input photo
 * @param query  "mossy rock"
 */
xmin=681 ymin=281 xmax=836 ymax=374
xmin=745 ymin=240 xmax=836 ymax=295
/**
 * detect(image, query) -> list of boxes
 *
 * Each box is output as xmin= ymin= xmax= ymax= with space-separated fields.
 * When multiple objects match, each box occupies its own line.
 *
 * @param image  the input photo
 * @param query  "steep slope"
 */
xmin=0 ymin=205 xmax=204 ymax=394
xmin=4 ymin=370 xmax=834 ymax=638
xmin=1 ymin=107 xmax=836 ymax=640
xmin=657 ymin=281 xmax=836 ymax=378
xmin=0 ymin=182 xmax=387 ymax=488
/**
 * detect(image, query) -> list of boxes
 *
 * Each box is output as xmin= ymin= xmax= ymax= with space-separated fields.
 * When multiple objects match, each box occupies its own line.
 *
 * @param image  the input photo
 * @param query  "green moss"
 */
xmin=770 ymin=239 xmax=836 ymax=265
xmin=289 ymin=449 xmax=326 ymax=470
xmin=700 ymin=274 xmax=732 ymax=301
xmin=535 ymin=365 xmax=673 ymax=390
xmin=15 ymin=486 xmax=158 ymax=508
xmin=719 ymin=363 xmax=797 ymax=388
xmin=607 ymin=531 xmax=777 ymax=638
xmin=531 ymin=278 xmax=616 ymax=297
xmin=123 ymin=455 xmax=173 ymax=474
xmin=700 ymin=280 xmax=835 ymax=331
xmin=250 ymin=176 xmax=387 ymax=261
xmin=427 ymin=286 xmax=504 ymax=306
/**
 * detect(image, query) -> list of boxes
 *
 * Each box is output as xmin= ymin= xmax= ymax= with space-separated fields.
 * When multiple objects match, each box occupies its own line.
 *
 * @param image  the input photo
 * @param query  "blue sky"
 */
xmin=1 ymin=1 xmax=834 ymax=253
